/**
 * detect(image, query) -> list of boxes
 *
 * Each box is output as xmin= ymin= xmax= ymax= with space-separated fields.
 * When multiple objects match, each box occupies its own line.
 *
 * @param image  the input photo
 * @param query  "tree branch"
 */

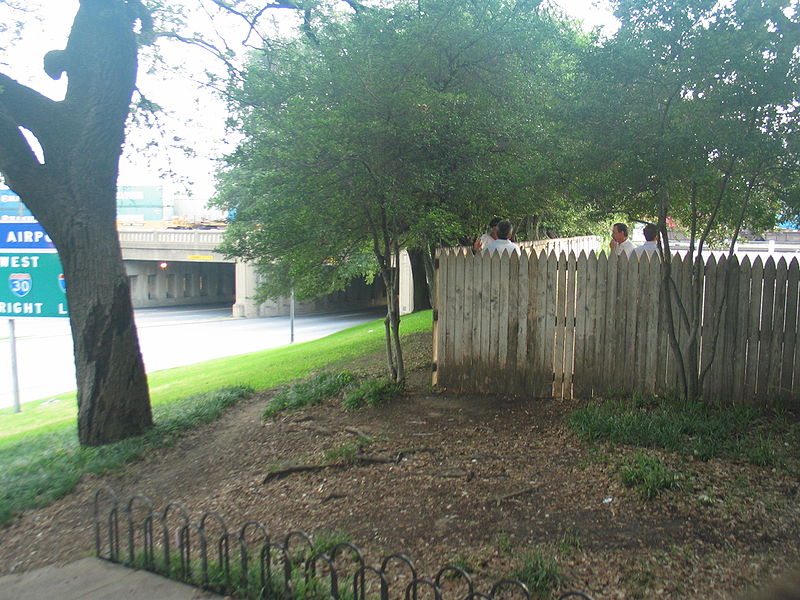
xmin=0 ymin=108 xmax=46 ymax=196
xmin=0 ymin=72 xmax=60 ymax=140
xmin=156 ymin=31 xmax=245 ymax=79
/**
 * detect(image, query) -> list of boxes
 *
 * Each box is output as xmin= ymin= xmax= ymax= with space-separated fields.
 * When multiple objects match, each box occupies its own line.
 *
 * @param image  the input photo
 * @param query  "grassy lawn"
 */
xmin=0 ymin=310 xmax=432 ymax=525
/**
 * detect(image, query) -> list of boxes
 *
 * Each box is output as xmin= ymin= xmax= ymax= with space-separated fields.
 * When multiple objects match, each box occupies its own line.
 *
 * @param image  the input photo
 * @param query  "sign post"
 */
xmin=1 ymin=221 xmax=68 ymax=412
xmin=8 ymin=319 xmax=20 ymax=413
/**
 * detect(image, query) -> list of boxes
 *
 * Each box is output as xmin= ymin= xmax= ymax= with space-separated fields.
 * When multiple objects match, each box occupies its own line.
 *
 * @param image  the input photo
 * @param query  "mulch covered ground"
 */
xmin=0 ymin=334 xmax=798 ymax=599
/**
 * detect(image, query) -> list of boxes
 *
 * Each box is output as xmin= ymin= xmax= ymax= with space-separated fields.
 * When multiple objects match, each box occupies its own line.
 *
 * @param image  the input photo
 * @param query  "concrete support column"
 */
xmin=398 ymin=249 xmax=414 ymax=316
xmin=232 ymin=260 xmax=261 ymax=318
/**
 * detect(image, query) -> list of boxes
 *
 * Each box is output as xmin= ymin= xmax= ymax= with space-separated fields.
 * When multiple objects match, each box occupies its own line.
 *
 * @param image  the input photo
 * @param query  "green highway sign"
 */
xmin=0 ymin=251 xmax=68 ymax=317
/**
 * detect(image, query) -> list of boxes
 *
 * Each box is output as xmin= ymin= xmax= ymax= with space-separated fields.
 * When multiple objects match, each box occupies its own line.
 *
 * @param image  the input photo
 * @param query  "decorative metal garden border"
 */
xmin=93 ymin=487 xmax=594 ymax=600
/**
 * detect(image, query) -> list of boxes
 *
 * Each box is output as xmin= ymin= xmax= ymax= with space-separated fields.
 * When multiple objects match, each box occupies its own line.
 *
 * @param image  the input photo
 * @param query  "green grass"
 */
xmin=0 ymin=386 xmax=253 ymax=525
xmin=0 ymin=310 xmax=433 ymax=525
xmin=341 ymin=378 xmax=404 ymax=411
xmin=133 ymin=529 xmax=356 ymax=600
xmin=263 ymin=371 xmax=355 ymax=418
xmin=619 ymin=452 xmax=679 ymax=499
xmin=568 ymin=394 xmax=798 ymax=467
xmin=322 ymin=436 xmax=375 ymax=464
xmin=508 ymin=548 xmax=564 ymax=598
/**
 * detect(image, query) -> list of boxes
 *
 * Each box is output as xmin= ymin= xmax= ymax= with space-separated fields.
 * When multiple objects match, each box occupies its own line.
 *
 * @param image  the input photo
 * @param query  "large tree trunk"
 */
xmin=0 ymin=1 xmax=153 ymax=445
xmin=56 ymin=199 xmax=152 ymax=446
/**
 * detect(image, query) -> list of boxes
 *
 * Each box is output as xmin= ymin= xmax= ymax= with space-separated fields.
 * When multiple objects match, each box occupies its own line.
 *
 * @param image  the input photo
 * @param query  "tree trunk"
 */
xmin=423 ymin=246 xmax=436 ymax=309
xmin=0 ymin=1 xmax=153 ymax=445
xmin=407 ymin=246 xmax=431 ymax=312
xmin=57 ymin=202 xmax=152 ymax=446
xmin=390 ymin=244 xmax=405 ymax=383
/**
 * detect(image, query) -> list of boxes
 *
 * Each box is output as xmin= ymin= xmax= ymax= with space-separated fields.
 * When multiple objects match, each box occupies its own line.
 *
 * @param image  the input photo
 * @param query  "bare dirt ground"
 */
xmin=0 ymin=333 xmax=798 ymax=599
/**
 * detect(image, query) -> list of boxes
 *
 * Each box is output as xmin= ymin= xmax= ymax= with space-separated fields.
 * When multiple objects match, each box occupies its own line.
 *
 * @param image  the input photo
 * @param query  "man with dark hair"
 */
xmin=634 ymin=223 xmax=659 ymax=257
xmin=611 ymin=222 xmax=635 ymax=256
xmin=474 ymin=217 xmax=501 ymax=251
xmin=482 ymin=220 xmax=520 ymax=255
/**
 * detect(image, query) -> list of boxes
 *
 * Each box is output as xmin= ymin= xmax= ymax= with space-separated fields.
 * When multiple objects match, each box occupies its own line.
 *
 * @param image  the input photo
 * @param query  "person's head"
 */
xmin=488 ymin=217 xmax=501 ymax=237
xmin=497 ymin=220 xmax=513 ymax=240
xmin=612 ymin=223 xmax=628 ymax=243
xmin=643 ymin=223 xmax=658 ymax=242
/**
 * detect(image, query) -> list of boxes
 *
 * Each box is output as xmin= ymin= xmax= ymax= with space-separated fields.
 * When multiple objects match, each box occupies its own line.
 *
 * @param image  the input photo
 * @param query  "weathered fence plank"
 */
xmin=615 ymin=252 xmax=632 ymax=394
xmin=432 ymin=250 xmax=443 ymax=387
xmin=527 ymin=250 xmax=546 ymax=396
xmin=504 ymin=252 xmax=520 ymax=393
xmin=700 ymin=255 xmax=718 ymax=400
xmin=655 ymin=256 xmax=670 ymax=395
xmin=782 ymin=258 xmax=799 ymax=398
xmin=563 ymin=251 xmax=578 ymax=400
xmin=757 ymin=257 xmax=777 ymax=400
xmin=708 ymin=256 xmax=729 ymax=400
xmin=643 ymin=254 xmax=660 ymax=395
xmin=744 ymin=257 xmax=764 ymax=401
xmin=720 ymin=256 xmax=740 ymax=402
xmin=590 ymin=252 xmax=605 ymax=397
xmin=601 ymin=251 xmax=618 ymax=396
xmin=552 ymin=252 xmax=568 ymax=398
xmin=542 ymin=251 xmax=558 ymax=397
xmin=516 ymin=251 xmax=530 ymax=379
xmin=768 ymin=258 xmax=788 ymax=398
xmin=573 ymin=251 xmax=590 ymax=397
xmin=453 ymin=251 xmax=467 ymax=389
xmin=732 ymin=257 xmax=752 ymax=403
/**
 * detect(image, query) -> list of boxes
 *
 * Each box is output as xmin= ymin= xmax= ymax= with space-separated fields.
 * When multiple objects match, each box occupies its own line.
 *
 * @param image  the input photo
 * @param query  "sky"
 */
xmin=0 ymin=0 xmax=617 ymax=211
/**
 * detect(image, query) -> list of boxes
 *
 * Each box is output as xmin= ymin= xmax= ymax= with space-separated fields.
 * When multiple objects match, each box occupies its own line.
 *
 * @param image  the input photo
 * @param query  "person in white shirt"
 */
xmin=482 ymin=220 xmax=520 ymax=255
xmin=610 ymin=222 xmax=635 ymax=256
xmin=634 ymin=223 xmax=660 ymax=258
xmin=473 ymin=217 xmax=501 ymax=251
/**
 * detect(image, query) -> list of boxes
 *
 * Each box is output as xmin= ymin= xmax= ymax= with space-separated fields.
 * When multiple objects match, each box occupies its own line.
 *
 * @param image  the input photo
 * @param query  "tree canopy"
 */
xmin=214 ymin=0 xmax=600 ymax=380
xmin=214 ymin=0 xmax=799 ymax=388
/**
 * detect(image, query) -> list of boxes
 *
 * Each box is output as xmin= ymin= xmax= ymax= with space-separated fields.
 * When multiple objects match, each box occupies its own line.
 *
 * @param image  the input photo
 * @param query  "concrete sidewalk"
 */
xmin=0 ymin=557 xmax=224 ymax=600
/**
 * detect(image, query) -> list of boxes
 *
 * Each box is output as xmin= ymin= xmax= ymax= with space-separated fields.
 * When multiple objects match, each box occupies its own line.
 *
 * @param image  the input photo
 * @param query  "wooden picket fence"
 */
xmin=432 ymin=247 xmax=800 ymax=404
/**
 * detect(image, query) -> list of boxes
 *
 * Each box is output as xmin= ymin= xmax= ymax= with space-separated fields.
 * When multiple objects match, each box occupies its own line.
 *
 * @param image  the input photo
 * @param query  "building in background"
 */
xmin=116 ymin=185 xmax=165 ymax=225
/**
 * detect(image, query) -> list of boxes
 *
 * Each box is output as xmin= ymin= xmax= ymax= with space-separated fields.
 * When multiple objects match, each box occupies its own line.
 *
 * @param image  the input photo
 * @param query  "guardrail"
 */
xmin=118 ymin=229 xmax=225 ymax=248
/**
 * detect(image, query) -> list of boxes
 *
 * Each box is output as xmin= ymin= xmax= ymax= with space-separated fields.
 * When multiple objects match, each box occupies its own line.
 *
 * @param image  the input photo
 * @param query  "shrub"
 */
xmin=342 ymin=378 xmax=403 ymax=411
xmin=620 ymin=452 xmax=678 ymax=499
xmin=264 ymin=372 xmax=354 ymax=418
xmin=509 ymin=549 xmax=564 ymax=597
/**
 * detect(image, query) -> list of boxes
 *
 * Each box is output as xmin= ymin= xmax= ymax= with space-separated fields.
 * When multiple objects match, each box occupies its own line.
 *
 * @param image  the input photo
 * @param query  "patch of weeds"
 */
xmin=264 ymin=372 xmax=354 ymax=418
xmin=557 ymin=527 xmax=582 ymax=555
xmin=509 ymin=548 xmax=564 ymax=598
xmin=446 ymin=554 xmax=476 ymax=576
xmin=497 ymin=532 xmax=514 ymax=555
xmin=620 ymin=452 xmax=678 ymax=500
xmin=310 ymin=529 xmax=353 ymax=556
xmin=342 ymin=378 xmax=403 ymax=411
xmin=575 ymin=445 xmax=608 ymax=470
xmin=567 ymin=395 xmax=793 ymax=467
xmin=622 ymin=556 xmax=659 ymax=599
xmin=134 ymin=540 xmax=355 ymax=600
xmin=746 ymin=433 xmax=784 ymax=467
xmin=322 ymin=436 xmax=375 ymax=465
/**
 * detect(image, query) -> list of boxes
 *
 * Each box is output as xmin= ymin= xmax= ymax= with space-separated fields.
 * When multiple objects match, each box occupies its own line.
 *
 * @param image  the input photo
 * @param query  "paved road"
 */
xmin=0 ymin=304 xmax=385 ymax=409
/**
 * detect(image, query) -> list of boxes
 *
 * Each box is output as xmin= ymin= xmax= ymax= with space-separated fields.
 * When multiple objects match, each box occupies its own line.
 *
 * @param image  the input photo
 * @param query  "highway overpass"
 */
xmin=118 ymin=229 xmax=395 ymax=317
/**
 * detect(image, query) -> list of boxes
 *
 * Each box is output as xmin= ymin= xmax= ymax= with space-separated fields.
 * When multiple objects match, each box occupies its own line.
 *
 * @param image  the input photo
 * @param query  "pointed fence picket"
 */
xmin=433 ymin=243 xmax=800 ymax=404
